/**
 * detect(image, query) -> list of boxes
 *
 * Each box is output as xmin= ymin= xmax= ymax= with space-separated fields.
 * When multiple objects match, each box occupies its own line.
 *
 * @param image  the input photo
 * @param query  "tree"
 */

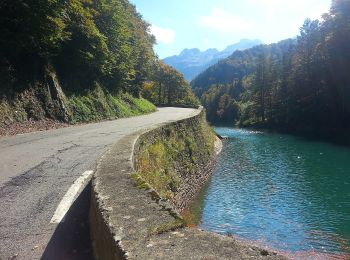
xmin=254 ymin=53 xmax=268 ymax=122
xmin=194 ymin=1 xmax=350 ymax=139
xmin=145 ymin=61 xmax=199 ymax=107
xmin=0 ymin=0 xmax=69 ymax=85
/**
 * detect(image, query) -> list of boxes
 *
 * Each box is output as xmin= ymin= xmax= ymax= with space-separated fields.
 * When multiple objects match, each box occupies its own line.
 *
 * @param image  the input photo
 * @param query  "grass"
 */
xmin=0 ymin=81 xmax=156 ymax=127
xmin=134 ymin=112 xmax=216 ymax=203
xmin=68 ymin=85 xmax=156 ymax=123
xmin=130 ymin=108 xmax=217 ymax=236
xmin=136 ymin=142 xmax=181 ymax=199
xmin=148 ymin=218 xmax=184 ymax=236
xmin=131 ymin=173 xmax=154 ymax=191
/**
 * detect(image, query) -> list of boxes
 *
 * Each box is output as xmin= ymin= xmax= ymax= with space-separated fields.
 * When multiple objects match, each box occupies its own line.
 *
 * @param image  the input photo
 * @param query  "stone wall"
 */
xmin=133 ymin=110 xmax=217 ymax=213
xmin=89 ymin=107 xmax=287 ymax=260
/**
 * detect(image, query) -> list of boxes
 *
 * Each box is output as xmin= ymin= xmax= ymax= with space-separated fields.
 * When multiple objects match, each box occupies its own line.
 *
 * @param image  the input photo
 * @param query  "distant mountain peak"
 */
xmin=179 ymin=48 xmax=201 ymax=57
xmin=163 ymin=39 xmax=262 ymax=81
xmin=203 ymin=48 xmax=219 ymax=55
xmin=223 ymin=39 xmax=262 ymax=53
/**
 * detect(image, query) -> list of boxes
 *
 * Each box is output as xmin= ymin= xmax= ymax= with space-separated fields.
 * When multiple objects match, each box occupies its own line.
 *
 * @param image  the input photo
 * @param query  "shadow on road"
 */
xmin=41 ymin=182 xmax=94 ymax=260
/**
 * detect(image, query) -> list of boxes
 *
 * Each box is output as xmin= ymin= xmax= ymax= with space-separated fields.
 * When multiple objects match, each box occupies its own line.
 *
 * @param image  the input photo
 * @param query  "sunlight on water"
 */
xmin=199 ymin=127 xmax=350 ymax=257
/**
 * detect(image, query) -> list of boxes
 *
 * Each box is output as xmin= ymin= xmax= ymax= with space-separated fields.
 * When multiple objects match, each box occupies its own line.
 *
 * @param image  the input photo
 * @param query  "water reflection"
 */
xmin=198 ymin=127 xmax=350 ymax=256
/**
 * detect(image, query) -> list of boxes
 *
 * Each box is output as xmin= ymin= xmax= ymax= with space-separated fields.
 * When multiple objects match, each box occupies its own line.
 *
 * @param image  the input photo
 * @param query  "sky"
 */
xmin=129 ymin=0 xmax=332 ymax=58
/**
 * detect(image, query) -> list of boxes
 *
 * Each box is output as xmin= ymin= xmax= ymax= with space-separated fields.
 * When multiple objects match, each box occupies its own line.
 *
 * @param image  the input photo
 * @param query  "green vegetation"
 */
xmin=136 ymin=140 xmax=185 ymax=199
xmin=0 ymin=0 xmax=155 ymax=95
xmin=0 ymin=0 xmax=196 ymax=127
xmin=131 ymin=173 xmax=154 ymax=192
xmin=142 ymin=61 xmax=200 ymax=108
xmin=0 ymin=84 xmax=156 ymax=127
xmin=148 ymin=218 xmax=184 ymax=236
xmin=192 ymin=0 xmax=350 ymax=139
xmin=68 ymin=86 xmax=156 ymax=123
xmin=135 ymin=113 xmax=216 ymax=201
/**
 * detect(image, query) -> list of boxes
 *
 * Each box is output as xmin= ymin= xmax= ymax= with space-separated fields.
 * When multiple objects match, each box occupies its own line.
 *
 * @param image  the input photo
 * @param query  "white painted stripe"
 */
xmin=50 ymin=170 xmax=94 ymax=224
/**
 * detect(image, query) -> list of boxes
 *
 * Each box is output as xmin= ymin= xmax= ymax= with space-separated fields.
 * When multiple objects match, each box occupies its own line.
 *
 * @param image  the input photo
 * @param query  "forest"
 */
xmin=192 ymin=0 xmax=350 ymax=139
xmin=0 ymin=0 xmax=197 ymax=126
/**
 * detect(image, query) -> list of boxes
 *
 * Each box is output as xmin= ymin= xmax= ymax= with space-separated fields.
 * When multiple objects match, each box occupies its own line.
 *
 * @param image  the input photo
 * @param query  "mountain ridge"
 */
xmin=163 ymin=39 xmax=262 ymax=81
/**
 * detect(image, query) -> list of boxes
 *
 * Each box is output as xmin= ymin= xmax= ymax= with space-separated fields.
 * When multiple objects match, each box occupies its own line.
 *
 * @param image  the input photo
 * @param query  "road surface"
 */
xmin=0 ymin=107 xmax=198 ymax=260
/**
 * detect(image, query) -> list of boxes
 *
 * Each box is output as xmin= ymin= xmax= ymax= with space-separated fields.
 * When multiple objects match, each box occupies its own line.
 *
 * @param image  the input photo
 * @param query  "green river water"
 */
xmin=197 ymin=127 xmax=350 ymax=257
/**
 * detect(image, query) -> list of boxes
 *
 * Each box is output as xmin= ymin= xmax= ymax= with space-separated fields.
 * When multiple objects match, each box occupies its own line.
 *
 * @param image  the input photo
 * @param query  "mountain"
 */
xmin=191 ymin=39 xmax=296 ymax=97
xmin=163 ymin=39 xmax=262 ymax=81
xmin=191 ymin=2 xmax=350 ymax=140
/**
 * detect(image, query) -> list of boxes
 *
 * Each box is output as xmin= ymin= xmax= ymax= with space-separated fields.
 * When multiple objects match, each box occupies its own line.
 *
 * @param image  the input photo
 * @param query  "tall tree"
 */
xmin=144 ymin=61 xmax=199 ymax=107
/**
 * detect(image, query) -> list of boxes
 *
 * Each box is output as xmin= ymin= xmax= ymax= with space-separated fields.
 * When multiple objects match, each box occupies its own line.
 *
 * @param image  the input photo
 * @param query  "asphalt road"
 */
xmin=0 ymin=107 xmax=198 ymax=260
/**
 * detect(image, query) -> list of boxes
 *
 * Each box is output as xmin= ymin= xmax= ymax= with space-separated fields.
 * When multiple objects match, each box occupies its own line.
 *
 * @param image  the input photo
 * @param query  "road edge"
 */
xmin=89 ymin=107 xmax=287 ymax=260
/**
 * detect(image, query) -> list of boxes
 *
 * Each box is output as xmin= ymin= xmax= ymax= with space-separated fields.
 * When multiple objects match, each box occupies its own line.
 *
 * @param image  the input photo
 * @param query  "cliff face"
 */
xmin=0 ymin=68 xmax=71 ymax=128
xmin=0 ymin=69 xmax=156 ymax=134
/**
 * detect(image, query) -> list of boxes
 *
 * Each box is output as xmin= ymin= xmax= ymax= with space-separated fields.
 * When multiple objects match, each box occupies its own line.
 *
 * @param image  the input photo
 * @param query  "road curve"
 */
xmin=0 ymin=107 xmax=198 ymax=260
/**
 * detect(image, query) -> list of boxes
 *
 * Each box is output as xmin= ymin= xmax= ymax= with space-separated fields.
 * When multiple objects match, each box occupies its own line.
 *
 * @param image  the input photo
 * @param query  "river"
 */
xmin=197 ymin=127 xmax=350 ymax=257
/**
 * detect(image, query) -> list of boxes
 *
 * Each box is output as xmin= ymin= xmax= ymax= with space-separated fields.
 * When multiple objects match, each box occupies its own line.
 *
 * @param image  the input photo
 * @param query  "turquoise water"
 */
xmin=199 ymin=127 xmax=350 ymax=256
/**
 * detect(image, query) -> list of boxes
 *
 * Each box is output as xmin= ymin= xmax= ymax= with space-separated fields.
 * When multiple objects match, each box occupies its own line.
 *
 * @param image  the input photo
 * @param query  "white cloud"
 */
xmin=198 ymin=8 xmax=254 ymax=33
xmin=150 ymin=25 xmax=176 ymax=44
xmin=250 ymin=0 xmax=330 ymax=19
xmin=262 ymin=0 xmax=281 ymax=13
xmin=309 ymin=3 xmax=330 ymax=20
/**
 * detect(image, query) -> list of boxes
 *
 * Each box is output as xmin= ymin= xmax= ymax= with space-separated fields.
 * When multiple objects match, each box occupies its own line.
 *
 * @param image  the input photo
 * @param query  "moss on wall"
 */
xmin=134 ymin=111 xmax=217 ymax=212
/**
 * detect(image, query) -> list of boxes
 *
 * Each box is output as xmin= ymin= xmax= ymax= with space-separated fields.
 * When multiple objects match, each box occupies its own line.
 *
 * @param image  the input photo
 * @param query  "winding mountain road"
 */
xmin=0 ymin=107 xmax=198 ymax=260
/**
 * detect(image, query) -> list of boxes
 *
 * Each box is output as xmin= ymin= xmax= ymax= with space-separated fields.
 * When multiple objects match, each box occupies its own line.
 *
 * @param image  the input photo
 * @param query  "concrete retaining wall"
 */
xmin=133 ymin=110 xmax=217 ymax=213
xmin=89 ymin=108 xmax=287 ymax=260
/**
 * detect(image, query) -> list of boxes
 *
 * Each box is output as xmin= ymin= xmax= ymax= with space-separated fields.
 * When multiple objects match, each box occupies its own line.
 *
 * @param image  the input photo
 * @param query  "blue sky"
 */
xmin=130 ymin=0 xmax=332 ymax=58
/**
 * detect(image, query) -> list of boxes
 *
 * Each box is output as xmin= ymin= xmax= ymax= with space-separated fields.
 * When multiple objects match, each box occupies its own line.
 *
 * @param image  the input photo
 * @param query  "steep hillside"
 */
xmin=191 ymin=39 xmax=295 ymax=97
xmin=192 ymin=0 xmax=350 ymax=140
xmin=0 ymin=0 xmax=197 ymax=134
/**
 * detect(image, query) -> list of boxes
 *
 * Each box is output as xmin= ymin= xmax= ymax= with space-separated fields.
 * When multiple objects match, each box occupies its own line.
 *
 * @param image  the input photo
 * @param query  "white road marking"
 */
xmin=50 ymin=170 xmax=94 ymax=224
